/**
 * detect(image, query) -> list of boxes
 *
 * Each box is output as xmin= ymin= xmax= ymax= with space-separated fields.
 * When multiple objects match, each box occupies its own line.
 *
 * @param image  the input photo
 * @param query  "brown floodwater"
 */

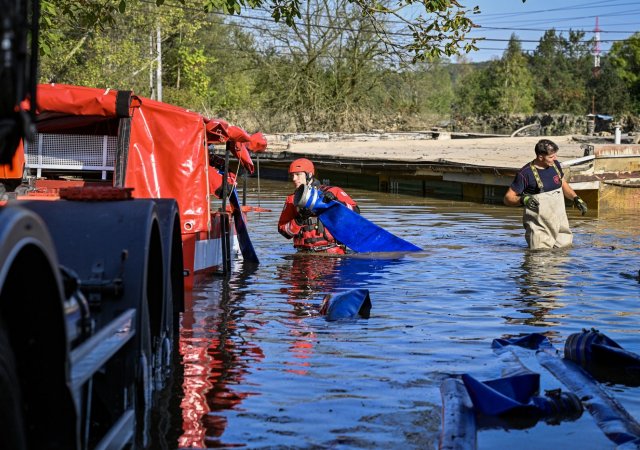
xmin=151 ymin=179 xmax=639 ymax=449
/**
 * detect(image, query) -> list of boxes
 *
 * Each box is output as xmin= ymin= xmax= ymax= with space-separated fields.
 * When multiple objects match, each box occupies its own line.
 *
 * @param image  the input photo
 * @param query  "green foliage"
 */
xmin=35 ymin=0 xmax=640 ymax=129
xmin=177 ymin=48 xmax=211 ymax=95
xmin=528 ymin=29 xmax=592 ymax=114
xmin=41 ymin=0 xmax=478 ymax=63
xmin=587 ymin=57 xmax=632 ymax=115
xmin=492 ymin=35 xmax=534 ymax=114
xmin=452 ymin=37 xmax=533 ymax=117
xmin=453 ymin=64 xmax=494 ymax=116
xmin=608 ymin=32 xmax=640 ymax=113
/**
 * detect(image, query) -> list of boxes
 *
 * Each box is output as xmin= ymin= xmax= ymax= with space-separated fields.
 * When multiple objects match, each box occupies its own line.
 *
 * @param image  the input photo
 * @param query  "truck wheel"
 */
xmin=0 ymin=319 xmax=27 ymax=450
xmin=134 ymin=299 xmax=153 ymax=450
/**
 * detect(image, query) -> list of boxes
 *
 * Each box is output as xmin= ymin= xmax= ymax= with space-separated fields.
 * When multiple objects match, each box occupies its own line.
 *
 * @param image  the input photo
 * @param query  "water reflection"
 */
xmin=511 ymin=250 xmax=571 ymax=327
xmin=160 ymin=181 xmax=640 ymax=449
xmin=178 ymin=267 xmax=263 ymax=448
xmin=274 ymin=255 xmax=404 ymax=375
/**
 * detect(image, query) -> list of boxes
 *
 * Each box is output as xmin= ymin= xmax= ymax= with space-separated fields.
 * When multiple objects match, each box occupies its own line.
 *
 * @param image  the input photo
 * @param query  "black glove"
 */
xmin=322 ymin=191 xmax=337 ymax=203
xmin=573 ymin=196 xmax=588 ymax=215
xmin=294 ymin=207 xmax=313 ymax=225
xmin=521 ymin=194 xmax=539 ymax=212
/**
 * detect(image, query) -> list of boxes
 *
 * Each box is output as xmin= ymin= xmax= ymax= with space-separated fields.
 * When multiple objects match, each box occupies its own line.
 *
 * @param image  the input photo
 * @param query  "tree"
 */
xmin=386 ymin=61 xmax=453 ymax=116
xmin=452 ymin=36 xmax=533 ymax=117
xmin=452 ymin=62 xmax=494 ymax=117
xmin=528 ymin=29 xmax=592 ymax=114
xmin=252 ymin=0 xmax=388 ymax=131
xmin=491 ymin=34 xmax=534 ymax=114
xmin=39 ymin=1 xmax=153 ymax=91
xmin=607 ymin=32 xmax=640 ymax=113
xmin=586 ymin=57 xmax=632 ymax=115
xmin=40 ymin=0 xmax=480 ymax=63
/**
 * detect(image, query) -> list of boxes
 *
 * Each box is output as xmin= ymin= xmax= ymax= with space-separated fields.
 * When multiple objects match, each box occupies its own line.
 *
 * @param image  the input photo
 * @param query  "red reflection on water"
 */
xmin=178 ymin=277 xmax=264 ymax=448
xmin=277 ymin=255 xmax=341 ymax=376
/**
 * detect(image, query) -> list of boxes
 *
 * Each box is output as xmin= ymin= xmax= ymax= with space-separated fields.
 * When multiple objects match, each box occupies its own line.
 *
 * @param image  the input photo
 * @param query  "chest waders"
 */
xmin=523 ymin=163 xmax=573 ymax=249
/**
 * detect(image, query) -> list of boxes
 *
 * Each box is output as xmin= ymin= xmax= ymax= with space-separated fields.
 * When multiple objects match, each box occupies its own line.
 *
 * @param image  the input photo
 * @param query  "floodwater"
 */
xmin=153 ymin=179 xmax=640 ymax=449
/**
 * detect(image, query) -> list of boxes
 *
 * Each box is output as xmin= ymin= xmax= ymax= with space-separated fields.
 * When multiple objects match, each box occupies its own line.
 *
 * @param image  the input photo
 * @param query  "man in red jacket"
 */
xmin=278 ymin=158 xmax=359 ymax=254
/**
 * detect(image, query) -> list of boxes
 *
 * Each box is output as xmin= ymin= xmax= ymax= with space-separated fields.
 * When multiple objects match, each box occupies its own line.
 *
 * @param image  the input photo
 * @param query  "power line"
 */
xmin=479 ymin=25 xmax=639 ymax=34
xmin=478 ymin=9 xmax=640 ymax=27
xmin=130 ymin=1 xmax=634 ymax=46
xmin=473 ymin=0 xmax=637 ymax=19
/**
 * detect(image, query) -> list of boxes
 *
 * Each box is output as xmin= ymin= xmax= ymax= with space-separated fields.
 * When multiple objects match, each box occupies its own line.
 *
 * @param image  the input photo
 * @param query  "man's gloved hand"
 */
xmin=322 ymin=191 xmax=337 ymax=203
xmin=573 ymin=196 xmax=588 ymax=215
xmin=521 ymin=194 xmax=539 ymax=212
xmin=294 ymin=207 xmax=313 ymax=225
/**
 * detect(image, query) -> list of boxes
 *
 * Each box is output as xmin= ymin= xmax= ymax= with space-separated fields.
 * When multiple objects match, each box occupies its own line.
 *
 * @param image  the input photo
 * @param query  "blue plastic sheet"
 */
xmin=320 ymin=288 xmax=371 ymax=321
xmin=296 ymin=185 xmax=422 ymax=253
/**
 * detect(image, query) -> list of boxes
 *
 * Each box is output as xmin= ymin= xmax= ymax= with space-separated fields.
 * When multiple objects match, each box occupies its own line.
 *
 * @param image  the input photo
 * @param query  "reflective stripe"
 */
xmin=194 ymin=237 xmax=224 ymax=271
xmin=283 ymin=222 xmax=296 ymax=237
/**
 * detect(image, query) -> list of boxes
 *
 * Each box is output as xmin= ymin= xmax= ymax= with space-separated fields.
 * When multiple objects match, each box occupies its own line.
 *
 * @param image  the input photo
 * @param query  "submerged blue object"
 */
xmin=565 ymin=329 xmax=640 ymax=385
xmin=492 ymin=333 xmax=552 ymax=351
xmin=294 ymin=185 xmax=422 ymax=253
xmin=496 ymin=331 xmax=640 ymax=445
xmin=461 ymin=373 xmax=541 ymax=416
xmin=461 ymin=372 xmax=582 ymax=422
xmin=320 ymin=288 xmax=371 ymax=321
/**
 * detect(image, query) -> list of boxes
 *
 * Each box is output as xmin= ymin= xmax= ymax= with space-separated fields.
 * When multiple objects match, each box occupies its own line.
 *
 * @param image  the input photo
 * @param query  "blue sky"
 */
xmin=461 ymin=0 xmax=640 ymax=62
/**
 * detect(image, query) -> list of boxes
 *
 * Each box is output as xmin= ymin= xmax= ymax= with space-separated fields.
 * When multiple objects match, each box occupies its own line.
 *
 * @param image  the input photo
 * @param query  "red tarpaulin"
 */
xmin=34 ymin=83 xmax=265 ymax=234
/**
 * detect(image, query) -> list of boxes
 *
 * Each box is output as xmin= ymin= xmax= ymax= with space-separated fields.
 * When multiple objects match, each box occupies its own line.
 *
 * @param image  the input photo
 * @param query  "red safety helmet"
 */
xmin=289 ymin=158 xmax=314 ymax=175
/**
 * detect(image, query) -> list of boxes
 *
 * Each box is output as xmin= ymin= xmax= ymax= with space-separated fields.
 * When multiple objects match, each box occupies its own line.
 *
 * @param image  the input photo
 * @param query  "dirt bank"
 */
xmin=265 ymin=135 xmax=586 ymax=170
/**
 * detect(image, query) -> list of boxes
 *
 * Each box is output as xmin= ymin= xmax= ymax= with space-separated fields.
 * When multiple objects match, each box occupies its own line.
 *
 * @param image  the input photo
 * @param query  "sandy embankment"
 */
xmin=264 ymin=134 xmax=586 ymax=170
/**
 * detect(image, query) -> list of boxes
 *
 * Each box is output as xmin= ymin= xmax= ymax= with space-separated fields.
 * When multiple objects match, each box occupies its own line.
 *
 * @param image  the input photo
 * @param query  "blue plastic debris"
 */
xmin=461 ymin=372 xmax=581 ymax=422
xmin=319 ymin=289 xmax=371 ymax=321
xmin=495 ymin=331 xmax=640 ymax=446
xmin=492 ymin=333 xmax=553 ymax=352
xmin=461 ymin=372 xmax=541 ymax=416
xmin=294 ymin=185 xmax=422 ymax=253
xmin=565 ymin=328 xmax=640 ymax=386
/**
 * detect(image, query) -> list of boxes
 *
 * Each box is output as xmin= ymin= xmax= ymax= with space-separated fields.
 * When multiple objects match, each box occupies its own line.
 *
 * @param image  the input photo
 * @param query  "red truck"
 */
xmin=1 ymin=12 xmax=265 ymax=448
xmin=7 ymin=83 xmax=265 ymax=282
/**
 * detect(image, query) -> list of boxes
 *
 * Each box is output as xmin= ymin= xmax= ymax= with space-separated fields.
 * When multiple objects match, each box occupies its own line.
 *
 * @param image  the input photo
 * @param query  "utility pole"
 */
xmin=156 ymin=24 xmax=162 ymax=102
xmin=592 ymin=16 xmax=601 ymax=79
xmin=149 ymin=31 xmax=155 ymax=99
xmin=588 ymin=17 xmax=601 ymax=135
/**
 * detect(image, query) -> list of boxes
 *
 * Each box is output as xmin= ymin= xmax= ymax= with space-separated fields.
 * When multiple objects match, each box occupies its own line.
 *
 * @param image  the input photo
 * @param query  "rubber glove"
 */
xmin=322 ymin=191 xmax=337 ymax=203
xmin=573 ymin=196 xmax=588 ymax=215
xmin=294 ymin=207 xmax=313 ymax=225
xmin=521 ymin=195 xmax=539 ymax=212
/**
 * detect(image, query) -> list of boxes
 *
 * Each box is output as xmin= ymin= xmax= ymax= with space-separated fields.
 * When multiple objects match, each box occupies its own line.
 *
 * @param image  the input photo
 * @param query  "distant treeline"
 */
xmin=39 ymin=0 xmax=640 ymax=133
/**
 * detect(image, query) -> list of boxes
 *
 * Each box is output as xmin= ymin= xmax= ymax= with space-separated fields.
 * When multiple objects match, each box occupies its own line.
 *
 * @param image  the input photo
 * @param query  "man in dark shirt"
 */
xmin=504 ymin=139 xmax=588 ymax=249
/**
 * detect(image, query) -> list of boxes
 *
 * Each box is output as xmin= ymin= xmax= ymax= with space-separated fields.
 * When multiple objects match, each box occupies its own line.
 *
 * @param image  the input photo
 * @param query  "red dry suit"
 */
xmin=208 ymin=167 xmax=237 ymax=199
xmin=278 ymin=184 xmax=359 ymax=254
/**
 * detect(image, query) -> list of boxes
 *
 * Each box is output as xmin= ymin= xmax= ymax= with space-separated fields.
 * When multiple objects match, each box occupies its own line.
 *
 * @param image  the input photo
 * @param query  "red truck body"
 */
xmin=7 ymin=83 xmax=265 ymax=286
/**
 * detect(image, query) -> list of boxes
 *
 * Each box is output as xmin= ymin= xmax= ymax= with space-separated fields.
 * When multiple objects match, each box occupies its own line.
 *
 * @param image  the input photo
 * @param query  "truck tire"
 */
xmin=151 ymin=199 xmax=184 ymax=392
xmin=135 ymin=305 xmax=153 ymax=449
xmin=0 ymin=318 xmax=27 ymax=450
xmin=18 ymin=199 xmax=167 ymax=447
xmin=0 ymin=206 xmax=76 ymax=449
